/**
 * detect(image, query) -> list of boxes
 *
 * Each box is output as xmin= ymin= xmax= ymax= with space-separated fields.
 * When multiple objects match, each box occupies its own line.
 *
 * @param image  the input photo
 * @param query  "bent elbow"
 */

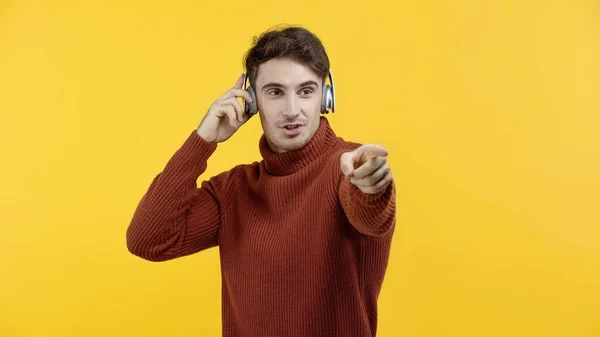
xmin=125 ymin=225 xmax=170 ymax=262
xmin=126 ymin=233 xmax=151 ymax=261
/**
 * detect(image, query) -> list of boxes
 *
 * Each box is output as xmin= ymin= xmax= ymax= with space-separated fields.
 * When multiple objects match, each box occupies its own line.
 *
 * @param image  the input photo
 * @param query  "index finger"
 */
xmin=221 ymin=88 xmax=253 ymax=103
xmin=360 ymin=144 xmax=388 ymax=159
xmin=235 ymin=73 xmax=245 ymax=89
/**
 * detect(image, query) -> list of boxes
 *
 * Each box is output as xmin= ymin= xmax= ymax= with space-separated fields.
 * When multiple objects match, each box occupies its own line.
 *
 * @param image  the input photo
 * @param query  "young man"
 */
xmin=126 ymin=26 xmax=396 ymax=337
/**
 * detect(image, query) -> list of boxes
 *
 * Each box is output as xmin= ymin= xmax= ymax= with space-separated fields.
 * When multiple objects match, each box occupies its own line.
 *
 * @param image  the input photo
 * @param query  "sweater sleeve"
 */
xmin=339 ymin=175 xmax=396 ymax=236
xmin=126 ymin=130 xmax=225 ymax=262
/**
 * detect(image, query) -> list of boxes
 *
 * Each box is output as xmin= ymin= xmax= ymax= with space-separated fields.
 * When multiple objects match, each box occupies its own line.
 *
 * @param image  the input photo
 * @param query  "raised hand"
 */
xmin=197 ymin=73 xmax=255 ymax=143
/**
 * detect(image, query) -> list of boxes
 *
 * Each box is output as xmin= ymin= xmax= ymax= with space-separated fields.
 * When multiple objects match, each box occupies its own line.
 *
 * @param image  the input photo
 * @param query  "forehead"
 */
xmin=255 ymin=57 xmax=320 ymax=87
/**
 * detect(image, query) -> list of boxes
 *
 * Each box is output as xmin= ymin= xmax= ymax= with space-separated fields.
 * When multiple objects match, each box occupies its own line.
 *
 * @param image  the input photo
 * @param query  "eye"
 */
xmin=268 ymin=89 xmax=282 ymax=96
xmin=300 ymin=88 xmax=314 ymax=95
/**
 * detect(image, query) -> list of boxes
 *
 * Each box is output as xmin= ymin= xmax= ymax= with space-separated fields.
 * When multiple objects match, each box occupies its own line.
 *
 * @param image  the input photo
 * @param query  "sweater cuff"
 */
xmin=339 ymin=177 xmax=396 ymax=236
xmin=345 ymin=177 xmax=394 ymax=205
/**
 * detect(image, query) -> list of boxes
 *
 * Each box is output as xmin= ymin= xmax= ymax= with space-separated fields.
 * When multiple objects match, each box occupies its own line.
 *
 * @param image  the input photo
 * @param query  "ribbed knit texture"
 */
xmin=126 ymin=116 xmax=396 ymax=337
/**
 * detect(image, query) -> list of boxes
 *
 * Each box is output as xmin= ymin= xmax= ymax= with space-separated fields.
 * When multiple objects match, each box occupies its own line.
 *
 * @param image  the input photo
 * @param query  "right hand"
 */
xmin=196 ymin=73 xmax=255 ymax=143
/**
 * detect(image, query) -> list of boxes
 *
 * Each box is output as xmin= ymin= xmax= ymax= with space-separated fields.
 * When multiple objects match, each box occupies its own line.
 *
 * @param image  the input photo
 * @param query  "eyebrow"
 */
xmin=260 ymin=80 xmax=320 ymax=92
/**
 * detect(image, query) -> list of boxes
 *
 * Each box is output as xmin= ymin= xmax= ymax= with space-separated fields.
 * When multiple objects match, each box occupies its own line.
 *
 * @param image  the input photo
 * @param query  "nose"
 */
xmin=282 ymin=94 xmax=300 ymax=119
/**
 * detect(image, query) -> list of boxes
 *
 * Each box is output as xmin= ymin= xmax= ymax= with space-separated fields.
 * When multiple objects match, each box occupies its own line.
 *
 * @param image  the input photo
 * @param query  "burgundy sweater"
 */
xmin=126 ymin=116 xmax=396 ymax=336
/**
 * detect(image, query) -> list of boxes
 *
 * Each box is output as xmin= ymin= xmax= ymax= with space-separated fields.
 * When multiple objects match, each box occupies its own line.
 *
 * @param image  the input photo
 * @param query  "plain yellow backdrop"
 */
xmin=1 ymin=0 xmax=599 ymax=336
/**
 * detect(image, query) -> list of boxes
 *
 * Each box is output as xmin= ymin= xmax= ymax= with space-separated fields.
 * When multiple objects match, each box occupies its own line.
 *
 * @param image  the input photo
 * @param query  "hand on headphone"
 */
xmin=340 ymin=144 xmax=393 ymax=194
xmin=197 ymin=74 xmax=255 ymax=143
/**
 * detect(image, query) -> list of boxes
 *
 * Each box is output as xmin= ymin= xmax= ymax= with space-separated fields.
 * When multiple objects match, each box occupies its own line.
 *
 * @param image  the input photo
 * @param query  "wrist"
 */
xmin=196 ymin=128 xmax=216 ymax=144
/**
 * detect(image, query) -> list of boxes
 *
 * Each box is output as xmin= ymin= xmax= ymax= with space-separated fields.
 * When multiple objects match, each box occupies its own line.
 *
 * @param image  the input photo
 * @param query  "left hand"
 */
xmin=340 ymin=144 xmax=393 ymax=194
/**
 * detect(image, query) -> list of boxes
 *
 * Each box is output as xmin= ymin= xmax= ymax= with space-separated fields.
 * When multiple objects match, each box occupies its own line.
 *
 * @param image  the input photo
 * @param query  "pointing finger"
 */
xmin=359 ymin=144 xmax=388 ymax=160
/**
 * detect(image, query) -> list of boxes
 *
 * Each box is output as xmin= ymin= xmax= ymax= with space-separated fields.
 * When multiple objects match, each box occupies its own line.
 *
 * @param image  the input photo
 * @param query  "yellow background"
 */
xmin=1 ymin=0 xmax=599 ymax=336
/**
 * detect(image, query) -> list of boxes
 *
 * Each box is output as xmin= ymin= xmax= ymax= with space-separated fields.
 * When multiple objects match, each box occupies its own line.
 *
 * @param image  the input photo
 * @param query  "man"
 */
xmin=126 ymin=25 xmax=396 ymax=337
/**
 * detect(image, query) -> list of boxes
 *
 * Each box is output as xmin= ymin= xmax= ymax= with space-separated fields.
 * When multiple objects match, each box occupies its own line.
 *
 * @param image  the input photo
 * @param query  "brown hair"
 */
xmin=243 ymin=25 xmax=330 ymax=89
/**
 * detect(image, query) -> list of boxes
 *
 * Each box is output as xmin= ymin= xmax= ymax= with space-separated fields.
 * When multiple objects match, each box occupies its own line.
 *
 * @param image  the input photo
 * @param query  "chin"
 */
xmin=266 ymin=133 xmax=307 ymax=153
xmin=265 ymin=121 xmax=318 ymax=153
xmin=275 ymin=138 xmax=307 ymax=152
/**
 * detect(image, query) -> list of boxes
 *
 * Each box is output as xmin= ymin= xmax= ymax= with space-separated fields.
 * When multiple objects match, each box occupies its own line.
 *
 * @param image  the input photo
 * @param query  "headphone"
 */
xmin=243 ymin=69 xmax=336 ymax=115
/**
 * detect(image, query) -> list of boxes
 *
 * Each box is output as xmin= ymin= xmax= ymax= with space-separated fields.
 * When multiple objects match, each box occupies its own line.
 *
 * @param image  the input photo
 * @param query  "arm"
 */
xmin=339 ymin=176 xmax=396 ymax=236
xmin=126 ymin=130 xmax=225 ymax=262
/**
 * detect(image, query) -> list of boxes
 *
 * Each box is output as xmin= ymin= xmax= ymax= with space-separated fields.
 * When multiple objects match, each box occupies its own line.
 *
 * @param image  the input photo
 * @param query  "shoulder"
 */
xmin=202 ymin=161 xmax=260 ymax=188
xmin=330 ymin=137 xmax=363 ymax=161
xmin=323 ymin=137 xmax=363 ymax=180
xmin=200 ymin=161 xmax=260 ymax=211
xmin=230 ymin=161 xmax=261 ymax=181
xmin=215 ymin=161 xmax=260 ymax=182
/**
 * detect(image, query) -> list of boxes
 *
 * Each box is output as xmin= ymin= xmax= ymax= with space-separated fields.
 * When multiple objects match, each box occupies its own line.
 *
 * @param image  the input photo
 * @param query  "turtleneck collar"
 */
xmin=258 ymin=116 xmax=340 ymax=176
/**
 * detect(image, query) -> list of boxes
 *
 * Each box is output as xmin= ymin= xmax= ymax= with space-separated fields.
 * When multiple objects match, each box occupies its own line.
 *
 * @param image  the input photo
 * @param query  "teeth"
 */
xmin=285 ymin=125 xmax=298 ymax=130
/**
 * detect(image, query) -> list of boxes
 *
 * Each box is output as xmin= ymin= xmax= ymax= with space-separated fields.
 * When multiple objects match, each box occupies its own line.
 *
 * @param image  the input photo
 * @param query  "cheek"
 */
xmin=258 ymin=98 xmax=281 ymax=113
xmin=257 ymin=100 xmax=276 ymax=119
xmin=300 ymin=97 xmax=321 ymax=114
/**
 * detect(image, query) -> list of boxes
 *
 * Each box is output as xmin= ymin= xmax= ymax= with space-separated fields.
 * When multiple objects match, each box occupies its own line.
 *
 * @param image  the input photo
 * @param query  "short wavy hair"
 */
xmin=243 ymin=25 xmax=330 ymax=89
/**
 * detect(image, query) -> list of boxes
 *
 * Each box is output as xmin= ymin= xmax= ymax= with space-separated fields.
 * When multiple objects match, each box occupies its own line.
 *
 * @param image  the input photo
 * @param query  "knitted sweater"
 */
xmin=126 ymin=116 xmax=396 ymax=337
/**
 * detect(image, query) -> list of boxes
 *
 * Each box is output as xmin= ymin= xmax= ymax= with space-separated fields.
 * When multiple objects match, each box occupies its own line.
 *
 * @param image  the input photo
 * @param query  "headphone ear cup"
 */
xmin=245 ymin=86 xmax=258 ymax=115
xmin=321 ymin=84 xmax=333 ymax=114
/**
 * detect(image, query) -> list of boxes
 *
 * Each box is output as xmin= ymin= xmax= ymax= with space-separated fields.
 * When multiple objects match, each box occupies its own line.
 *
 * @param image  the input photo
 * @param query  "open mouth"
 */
xmin=281 ymin=123 xmax=303 ymax=135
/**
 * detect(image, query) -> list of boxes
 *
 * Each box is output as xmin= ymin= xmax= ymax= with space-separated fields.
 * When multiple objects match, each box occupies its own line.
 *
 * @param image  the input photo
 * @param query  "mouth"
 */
xmin=281 ymin=123 xmax=303 ymax=136
xmin=281 ymin=123 xmax=303 ymax=130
